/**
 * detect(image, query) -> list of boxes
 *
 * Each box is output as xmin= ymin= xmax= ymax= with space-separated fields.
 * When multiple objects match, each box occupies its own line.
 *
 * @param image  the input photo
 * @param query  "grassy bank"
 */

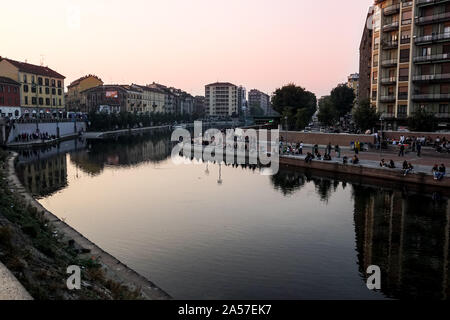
xmin=0 ymin=148 xmax=142 ymax=300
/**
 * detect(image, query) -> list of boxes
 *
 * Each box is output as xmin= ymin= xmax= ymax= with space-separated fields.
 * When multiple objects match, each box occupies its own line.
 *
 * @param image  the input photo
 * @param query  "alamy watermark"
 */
xmin=170 ymin=121 xmax=280 ymax=175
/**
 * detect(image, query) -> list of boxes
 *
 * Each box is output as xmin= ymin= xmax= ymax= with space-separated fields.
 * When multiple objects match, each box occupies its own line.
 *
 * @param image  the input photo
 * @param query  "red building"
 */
xmin=0 ymin=76 xmax=20 ymax=107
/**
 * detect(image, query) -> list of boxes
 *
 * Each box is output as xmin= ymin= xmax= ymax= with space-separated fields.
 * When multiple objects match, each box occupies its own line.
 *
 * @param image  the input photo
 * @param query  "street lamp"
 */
xmin=379 ymin=114 xmax=384 ymax=156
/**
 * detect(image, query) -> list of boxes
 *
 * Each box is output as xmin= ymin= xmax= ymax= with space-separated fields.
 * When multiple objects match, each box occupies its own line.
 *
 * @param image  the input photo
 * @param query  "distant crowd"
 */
xmin=14 ymin=131 xmax=56 ymax=143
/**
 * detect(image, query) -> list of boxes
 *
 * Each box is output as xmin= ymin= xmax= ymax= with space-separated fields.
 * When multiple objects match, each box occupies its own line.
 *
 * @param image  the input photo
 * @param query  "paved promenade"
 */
xmin=0 ymin=262 xmax=32 ymax=300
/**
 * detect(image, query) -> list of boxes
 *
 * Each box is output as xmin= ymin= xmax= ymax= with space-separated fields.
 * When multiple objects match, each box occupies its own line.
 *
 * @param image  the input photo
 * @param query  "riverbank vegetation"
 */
xmin=0 ymin=148 xmax=142 ymax=299
xmin=87 ymin=111 xmax=200 ymax=132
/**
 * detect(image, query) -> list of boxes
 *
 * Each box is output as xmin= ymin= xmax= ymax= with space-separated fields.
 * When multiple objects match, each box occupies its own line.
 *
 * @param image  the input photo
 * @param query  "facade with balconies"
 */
xmin=368 ymin=0 xmax=450 ymax=129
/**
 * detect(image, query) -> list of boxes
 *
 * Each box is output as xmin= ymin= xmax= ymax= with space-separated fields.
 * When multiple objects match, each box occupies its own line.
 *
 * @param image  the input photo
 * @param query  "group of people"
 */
xmin=432 ymin=164 xmax=446 ymax=181
xmin=14 ymin=131 xmax=56 ymax=143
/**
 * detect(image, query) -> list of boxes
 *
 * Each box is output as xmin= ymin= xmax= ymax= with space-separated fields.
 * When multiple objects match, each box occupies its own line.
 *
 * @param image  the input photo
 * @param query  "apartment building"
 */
xmin=204 ymin=82 xmax=237 ymax=117
xmin=0 ymin=57 xmax=65 ymax=113
xmin=0 ymin=76 xmax=21 ymax=118
xmin=131 ymin=84 xmax=165 ymax=113
xmin=66 ymin=75 xmax=103 ymax=111
xmin=368 ymin=0 xmax=450 ymax=129
xmin=347 ymin=73 xmax=360 ymax=99
xmin=248 ymin=89 xmax=271 ymax=115
xmin=359 ymin=8 xmax=374 ymax=102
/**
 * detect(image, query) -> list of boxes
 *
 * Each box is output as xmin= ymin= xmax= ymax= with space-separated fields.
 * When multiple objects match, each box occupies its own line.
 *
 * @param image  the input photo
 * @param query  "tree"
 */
xmin=271 ymin=83 xmax=317 ymax=130
xmin=408 ymin=108 xmax=438 ymax=132
xmin=317 ymin=96 xmax=338 ymax=126
xmin=352 ymin=99 xmax=379 ymax=132
xmin=249 ymin=103 xmax=264 ymax=116
xmin=330 ymin=84 xmax=355 ymax=117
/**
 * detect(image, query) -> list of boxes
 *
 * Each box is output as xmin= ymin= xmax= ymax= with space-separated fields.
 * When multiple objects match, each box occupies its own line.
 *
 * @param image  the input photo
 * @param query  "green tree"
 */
xmin=271 ymin=83 xmax=317 ymax=130
xmin=330 ymin=84 xmax=355 ymax=117
xmin=249 ymin=103 xmax=264 ymax=116
xmin=408 ymin=108 xmax=438 ymax=132
xmin=352 ymin=99 xmax=380 ymax=132
xmin=317 ymin=96 xmax=338 ymax=126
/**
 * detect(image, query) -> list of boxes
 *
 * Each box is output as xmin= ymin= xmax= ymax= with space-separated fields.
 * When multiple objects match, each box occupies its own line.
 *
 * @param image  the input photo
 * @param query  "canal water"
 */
xmin=15 ymin=133 xmax=450 ymax=300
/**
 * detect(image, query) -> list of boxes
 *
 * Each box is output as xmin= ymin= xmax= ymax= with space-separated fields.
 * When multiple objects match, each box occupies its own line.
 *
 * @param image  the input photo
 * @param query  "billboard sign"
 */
xmin=106 ymin=91 xmax=118 ymax=99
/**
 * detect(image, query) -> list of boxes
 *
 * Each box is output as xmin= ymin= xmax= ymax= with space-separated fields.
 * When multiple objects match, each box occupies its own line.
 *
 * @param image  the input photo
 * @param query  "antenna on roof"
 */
xmin=40 ymin=54 xmax=45 ymax=66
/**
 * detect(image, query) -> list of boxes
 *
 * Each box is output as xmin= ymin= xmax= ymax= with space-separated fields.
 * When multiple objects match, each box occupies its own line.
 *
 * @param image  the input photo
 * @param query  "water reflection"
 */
xmin=14 ymin=133 xmax=450 ymax=299
xmin=271 ymin=166 xmax=450 ymax=299
xmin=70 ymin=132 xmax=173 ymax=176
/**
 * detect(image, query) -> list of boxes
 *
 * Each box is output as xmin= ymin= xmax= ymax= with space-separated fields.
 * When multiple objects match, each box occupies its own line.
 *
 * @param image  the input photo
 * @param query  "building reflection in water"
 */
xmin=17 ymin=153 xmax=68 ymax=198
xmin=272 ymin=166 xmax=450 ymax=300
xmin=15 ymin=138 xmax=86 ymax=198
xmin=69 ymin=132 xmax=173 ymax=176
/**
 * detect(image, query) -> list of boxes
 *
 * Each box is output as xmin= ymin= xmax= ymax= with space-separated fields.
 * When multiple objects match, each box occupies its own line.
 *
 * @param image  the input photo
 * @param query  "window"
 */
xmin=45 ymin=78 xmax=49 ymax=86
xmin=46 ymin=98 xmax=50 ymax=106
xmin=39 ymin=87 xmax=42 ymax=94
xmin=400 ymin=49 xmax=410 ymax=63
xmin=398 ymin=105 xmax=407 ymax=115
xmin=401 ymin=30 xmax=411 ymax=44
xmin=422 ymin=47 xmax=431 ymax=57
xmin=439 ymin=104 xmax=449 ymax=113
xmin=25 ymin=96 xmax=28 ymax=105
xmin=32 ymin=97 xmax=37 ymax=104
xmin=38 ymin=97 xmax=43 ymax=105
xmin=58 ymin=89 xmax=62 ymax=95
xmin=399 ymin=68 xmax=409 ymax=81
xmin=372 ymin=90 xmax=377 ymax=100
xmin=31 ymin=86 xmax=36 ymax=93
xmin=53 ymin=98 xmax=56 ymax=106
xmin=31 ymin=76 xmax=35 ymax=84
xmin=52 ymin=88 xmax=56 ymax=95
xmin=402 ymin=10 xmax=412 ymax=25
xmin=58 ymin=99 xmax=61 ymax=106
xmin=45 ymin=87 xmax=50 ymax=94
xmin=398 ymin=86 xmax=408 ymax=99
xmin=373 ymin=71 xmax=378 ymax=82
xmin=57 ymin=80 xmax=62 ymax=88
xmin=0 ymin=85 xmax=3 ymax=92
xmin=51 ymin=79 xmax=55 ymax=87
xmin=38 ymin=77 xmax=43 ymax=85
xmin=23 ymin=75 xmax=27 ymax=83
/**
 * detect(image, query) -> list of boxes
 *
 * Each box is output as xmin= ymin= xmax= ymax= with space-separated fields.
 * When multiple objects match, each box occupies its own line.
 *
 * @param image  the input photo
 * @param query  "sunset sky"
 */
xmin=1 ymin=0 xmax=374 ymax=98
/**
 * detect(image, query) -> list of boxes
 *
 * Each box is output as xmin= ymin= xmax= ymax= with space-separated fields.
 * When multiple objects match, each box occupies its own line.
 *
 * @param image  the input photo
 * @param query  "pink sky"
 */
xmin=1 ymin=0 xmax=373 ymax=97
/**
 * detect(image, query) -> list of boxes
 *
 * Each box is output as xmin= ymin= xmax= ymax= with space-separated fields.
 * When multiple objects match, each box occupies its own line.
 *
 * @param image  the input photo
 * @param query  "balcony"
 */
xmin=412 ymin=93 xmax=450 ymax=101
xmin=397 ymin=113 xmax=408 ymax=119
xmin=384 ymin=4 xmax=400 ymax=15
xmin=415 ymin=12 xmax=450 ymax=25
xmin=380 ymin=95 xmax=396 ymax=102
xmin=382 ymin=21 xmax=399 ymax=32
xmin=380 ymin=77 xmax=397 ymax=85
xmin=414 ymin=53 xmax=450 ymax=63
xmin=412 ymin=73 xmax=450 ymax=82
xmin=381 ymin=58 xmax=398 ymax=67
xmin=416 ymin=0 xmax=450 ymax=7
xmin=415 ymin=32 xmax=450 ymax=44
xmin=382 ymin=40 xmax=399 ymax=49
xmin=402 ymin=1 xmax=413 ymax=7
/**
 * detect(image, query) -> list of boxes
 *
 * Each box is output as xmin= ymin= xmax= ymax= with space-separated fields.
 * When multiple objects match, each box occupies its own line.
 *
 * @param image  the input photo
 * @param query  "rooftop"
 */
xmin=0 ymin=76 xmax=20 ymax=86
xmin=0 ymin=57 xmax=65 ymax=79
xmin=68 ymin=74 xmax=103 ymax=88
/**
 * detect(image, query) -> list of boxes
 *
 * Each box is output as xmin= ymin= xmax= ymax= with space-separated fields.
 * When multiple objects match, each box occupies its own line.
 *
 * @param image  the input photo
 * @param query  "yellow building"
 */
xmin=66 ymin=75 xmax=103 ymax=111
xmin=131 ymin=84 xmax=166 ymax=113
xmin=0 ymin=57 xmax=65 ymax=113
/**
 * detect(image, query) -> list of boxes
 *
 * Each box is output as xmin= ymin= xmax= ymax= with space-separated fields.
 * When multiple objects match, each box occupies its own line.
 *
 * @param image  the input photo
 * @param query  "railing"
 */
xmin=416 ymin=0 xmax=450 ymax=6
xmin=380 ymin=95 xmax=396 ymax=102
xmin=380 ymin=77 xmax=397 ymax=84
xmin=383 ymin=21 xmax=399 ymax=31
xmin=383 ymin=40 xmax=399 ymax=48
xmin=397 ymin=113 xmax=408 ymax=119
xmin=415 ymin=32 xmax=450 ymax=44
xmin=412 ymin=93 xmax=450 ymax=100
xmin=436 ymin=112 xmax=450 ymax=118
xmin=398 ymin=93 xmax=409 ymax=100
xmin=384 ymin=3 xmax=400 ymax=15
xmin=414 ymin=53 xmax=450 ymax=62
xmin=401 ymin=37 xmax=411 ymax=44
xmin=416 ymin=12 xmax=450 ymax=24
xmin=412 ymin=73 xmax=450 ymax=81
xmin=402 ymin=1 xmax=413 ymax=7
xmin=381 ymin=58 xmax=398 ymax=66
